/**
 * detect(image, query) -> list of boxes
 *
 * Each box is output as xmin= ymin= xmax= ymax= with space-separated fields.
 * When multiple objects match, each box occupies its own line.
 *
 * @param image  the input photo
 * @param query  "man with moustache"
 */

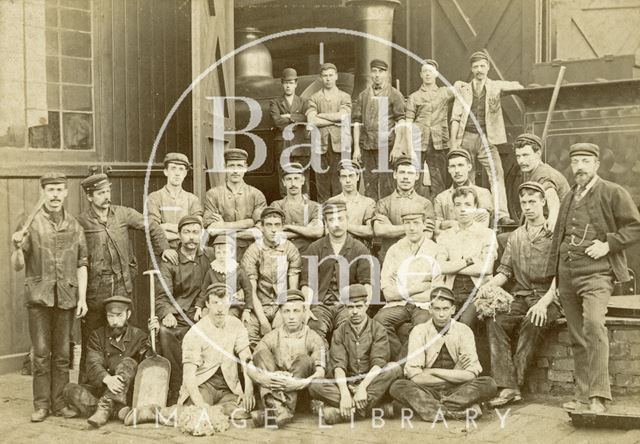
xmin=78 ymin=173 xmax=176 ymax=383
xmin=450 ymin=51 xmax=522 ymax=225
xmin=547 ymin=143 xmax=640 ymax=413
xmin=270 ymin=68 xmax=310 ymax=197
xmin=271 ymin=162 xmax=324 ymax=254
xmin=434 ymin=149 xmax=494 ymax=230
xmin=153 ymin=215 xmax=215 ymax=404
xmin=512 ymin=134 xmax=570 ymax=231
xmin=11 ymin=173 xmax=88 ymax=422
xmin=352 ymin=59 xmax=406 ymax=200
xmin=309 ymin=284 xmax=401 ymax=424
xmin=306 ymin=62 xmax=352 ymax=202
xmin=147 ymin=153 xmax=203 ymax=249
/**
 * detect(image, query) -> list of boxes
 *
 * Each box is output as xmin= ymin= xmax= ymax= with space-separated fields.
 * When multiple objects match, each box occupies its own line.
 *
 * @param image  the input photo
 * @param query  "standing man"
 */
xmin=271 ymin=162 xmax=324 ymax=254
xmin=306 ymin=62 xmax=352 ymax=202
xmin=405 ymin=59 xmax=458 ymax=200
xmin=450 ymin=51 xmax=523 ymax=224
xmin=513 ymin=134 xmax=570 ymax=231
xmin=483 ymin=182 xmax=562 ymax=407
xmin=78 ymin=173 xmax=176 ymax=383
xmin=547 ymin=143 xmax=640 ymax=413
xmin=270 ymin=68 xmax=309 ymax=197
xmin=11 ymin=173 xmax=88 ymax=422
xmin=352 ymin=59 xmax=406 ymax=201
xmin=146 ymin=152 xmax=203 ymax=248
xmin=434 ymin=149 xmax=494 ymax=230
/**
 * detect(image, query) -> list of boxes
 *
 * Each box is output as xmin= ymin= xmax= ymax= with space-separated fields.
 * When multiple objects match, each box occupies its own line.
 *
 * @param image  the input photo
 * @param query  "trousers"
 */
xmin=373 ymin=304 xmax=431 ymax=360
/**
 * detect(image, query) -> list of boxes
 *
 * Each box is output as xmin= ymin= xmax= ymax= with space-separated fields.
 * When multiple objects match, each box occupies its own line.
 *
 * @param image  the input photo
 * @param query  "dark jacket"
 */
xmin=329 ymin=317 xmax=389 ymax=377
xmin=546 ymin=177 xmax=640 ymax=282
xmin=269 ymin=94 xmax=308 ymax=145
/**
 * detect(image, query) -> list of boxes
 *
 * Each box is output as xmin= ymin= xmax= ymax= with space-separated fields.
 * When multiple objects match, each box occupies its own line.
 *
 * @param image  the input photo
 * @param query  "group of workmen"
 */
xmin=11 ymin=50 xmax=640 ymax=431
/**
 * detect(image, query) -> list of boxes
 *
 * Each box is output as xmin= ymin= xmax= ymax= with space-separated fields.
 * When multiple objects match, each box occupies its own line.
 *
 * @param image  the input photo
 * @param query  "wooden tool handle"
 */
xmin=143 ymin=270 xmax=161 ymax=353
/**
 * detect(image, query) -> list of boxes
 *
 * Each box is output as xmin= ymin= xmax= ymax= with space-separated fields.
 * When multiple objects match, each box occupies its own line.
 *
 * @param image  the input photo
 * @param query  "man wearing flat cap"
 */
xmin=352 ymin=58 xmax=406 ymax=201
xmin=434 ymin=149 xmax=494 ymax=231
xmin=152 ymin=215 xmax=215 ymax=404
xmin=77 ymin=173 xmax=177 ymax=384
xmin=373 ymin=155 xmax=435 ymax=262
xmin=179 ymin=283 xmax=255 ymax=417
xmin=250 ymin=289 xmax=326 ymax=428
xmin=61 ymin=296 xmax=154 ymax=427
xmin=11 ymin=173 xmax=88 ymax=422
xmin=146 ymin=152 xmax=203 ymax=249
xmin=513 ymin=133 xmax=570 ymax=232
xmin=390 ymin=287 xmax=497 ymax=421
xmin=482 ymin=182 xmax=562 ymax=408
xmin=241 ymin=206 xmax=302 ymax=347
xmin=270 ymin=67 xmax=310 ymax=198
xmin=405 ymin=59 xmax=461 ymax=200
xmin=203 ymin=148 xmax=267 ymax=261
xmin=450 ymin=50 xmax=523 ymax=225
xmin=309 ymin=284 xmax=402 ymax=424
xmin=306 ymin=62 xmax=352 ymax=202
xmin=301 ymin=200 xmax=374 ymax=341
xmin=547 ymin=143 xmax=640 ymax=413
xmin=271 ymin=162 xmax=324 ymax=254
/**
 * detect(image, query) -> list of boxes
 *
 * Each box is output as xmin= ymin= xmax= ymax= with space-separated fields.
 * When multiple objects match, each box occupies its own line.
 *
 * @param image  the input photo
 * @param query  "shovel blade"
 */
xmin=132 ymin=355 xmax=171 ymax=408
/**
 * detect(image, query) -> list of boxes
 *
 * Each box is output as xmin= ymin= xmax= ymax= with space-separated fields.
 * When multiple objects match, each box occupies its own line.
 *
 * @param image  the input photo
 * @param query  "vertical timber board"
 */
xmin=112 ymin=0 xmax=127 ymax=163
xmin=124 ymin=0 xmax=141 ymax=163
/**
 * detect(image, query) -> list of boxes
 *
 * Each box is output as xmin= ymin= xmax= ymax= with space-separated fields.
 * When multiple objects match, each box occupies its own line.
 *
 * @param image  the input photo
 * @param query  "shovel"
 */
xmin=131 ymin=269 xmax=171 ymax=408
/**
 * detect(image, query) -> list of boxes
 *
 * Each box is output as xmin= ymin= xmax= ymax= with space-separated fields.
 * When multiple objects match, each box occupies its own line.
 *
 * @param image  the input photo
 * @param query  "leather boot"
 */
xmin=109 ymin=358 xmax=138 ymax=405
xmin=87 ymin=397 xmax=114 ymax=428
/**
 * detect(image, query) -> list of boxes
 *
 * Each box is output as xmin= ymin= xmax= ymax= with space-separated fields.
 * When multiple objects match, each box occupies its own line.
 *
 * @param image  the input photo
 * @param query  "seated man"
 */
xmin=484 ymin=182 xmax=562 ymax=407
xmin=250 ymin=290 xmax=326 ymax=428
xmin=309 ymin=284 xmax=402 ymax=424
xmin=242 ymin=206 xmax=302 ymax=347
xmin=179 ymin=283 xmax=255 ymax=417
xmin=437 ymin=187 xmax=497 ymax=328
xmin=155 ymin=215 xmax=215 ymax=404
xmin=301 ymin=200 xmax=373 ymax=340
xmin=61 ymin=296 xmax=153 ymax=428
xmin=390 ymin=287 xmax=497 ymax=420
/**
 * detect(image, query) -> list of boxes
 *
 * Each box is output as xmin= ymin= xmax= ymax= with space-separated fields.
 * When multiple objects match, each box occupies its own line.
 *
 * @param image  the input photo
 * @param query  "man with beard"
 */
xmin=373 ymin=156 xmax=435 ymax=262
xmin=434 ymin=149 xmax=494 ymax=230
xmin=352 ymin=59 xmax=405 ymax=201
xmin=309 ymin=284 xmax=402 ymax=424
xmin=483 ymin=182 xmax=562 ymax=407
xmin=300 ymin=200 xmax=373 ymax=341
xmin=78 ymin=173 xmax=176 ymax=384
xmin=61 ymin=296 xmax=153 ymax=427
xmin=250 ymin=290 xmax=326 ymax=428
xmin=513 ymin=134 xmax=570 ymax=231
xmin=450 ymin=51 xmax=522 ymax=225
xmin=11 ymin=173 xmax=88 ymax=422
xmin=547 ymin=143 xmax=640 ymax=413
xmin=242 ymin=206 xmax=302 ymax=348
xmin=147 ymin=153 xmax=203 ymax=249
xmin=271 ymin=162 xmax=324 ymax=254
xmin=203 ymin=148 xmax=267 ymax=260
xmin=153 ymin=216 xmax=215 ymax=404
xmin=306 ymin=62 xmax=352 ymax=202
xmin=179 ymin=283 xmax=255 ymax=417
xmin=390 ymin=287 xmax=497 ymax=421
xmin=270 ymin=68 xmax=310 ymax=197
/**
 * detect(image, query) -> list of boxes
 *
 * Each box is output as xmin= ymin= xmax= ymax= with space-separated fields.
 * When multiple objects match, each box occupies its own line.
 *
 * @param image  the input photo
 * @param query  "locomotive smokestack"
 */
xmin=235 ymin=27 xmax=273 ymax=81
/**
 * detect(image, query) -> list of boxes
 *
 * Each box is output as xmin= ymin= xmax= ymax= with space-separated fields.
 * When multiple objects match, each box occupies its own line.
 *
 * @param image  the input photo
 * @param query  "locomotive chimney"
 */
xmin=235 ymin=27 xmax=273 ymax=81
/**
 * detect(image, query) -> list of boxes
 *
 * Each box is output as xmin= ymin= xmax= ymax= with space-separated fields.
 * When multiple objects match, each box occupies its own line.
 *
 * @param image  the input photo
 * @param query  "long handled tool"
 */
xmin=132 ymin=269 xmax=171 ymax=408
xmin=11 ymin=196 xmax=46 ymax=269
xmin=541 ymin=65 xmax=566 ymax=148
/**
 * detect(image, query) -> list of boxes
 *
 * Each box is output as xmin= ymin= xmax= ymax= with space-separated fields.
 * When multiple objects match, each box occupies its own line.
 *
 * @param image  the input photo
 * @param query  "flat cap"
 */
xmin=393 ymin=155 xmax=417 ymax=170
xmin=569 ymin=143 xmax=599 ymax=158
xmin=212 ymin=234 xmax=234 ymax=246
xmin=163 ymin=152 xmax=191 ymax=168
xmin=519 ymin=181 xmax=545 ymax=195
xmin=514 ymin=133 xmax=543 ymax=151
xmin=281 ymin=67 xmax=298 ymax=81
xmin=205 ymin=282 xmax=231 ymax=297
xmin=430 ymin=286 xmax=455 ymax=303
xmin=282 ymin=162 xmax=306 ymax=176
xmin=260 ymin=206 xmax=286 ymax=221
xmin=283 ymin=289 xmax=305 ymax=303
xmin=469 ymin=51 xmax=489 ymax=64
xmin=178 ymin=215 xmax=202 ymax=231
xmin=346 ymin=284 xmax=369 ymax=304
xmin=320 ymin=62 xmax=337 ymax=73
xmin=322 ymin=198 xmax=347 ymax=216
xmin=422 ymin=59 xmax=439 ymax=70
xmin=224 ymin=148 xmax=248 ymax=162
xmin=370 ymin=59 xmax=388 ymax=71
xmin=337 ymin=159 xmax=362 ymax=173
xmin=81 ymin=173 xmax=110 ymax=194
xmin=447 ymin=149 xmax=471 ymax=162
xmin=40 ymin=172 xmax=67 ymax=187
xmin=104 ymin=295 xmax=132 ymax=313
